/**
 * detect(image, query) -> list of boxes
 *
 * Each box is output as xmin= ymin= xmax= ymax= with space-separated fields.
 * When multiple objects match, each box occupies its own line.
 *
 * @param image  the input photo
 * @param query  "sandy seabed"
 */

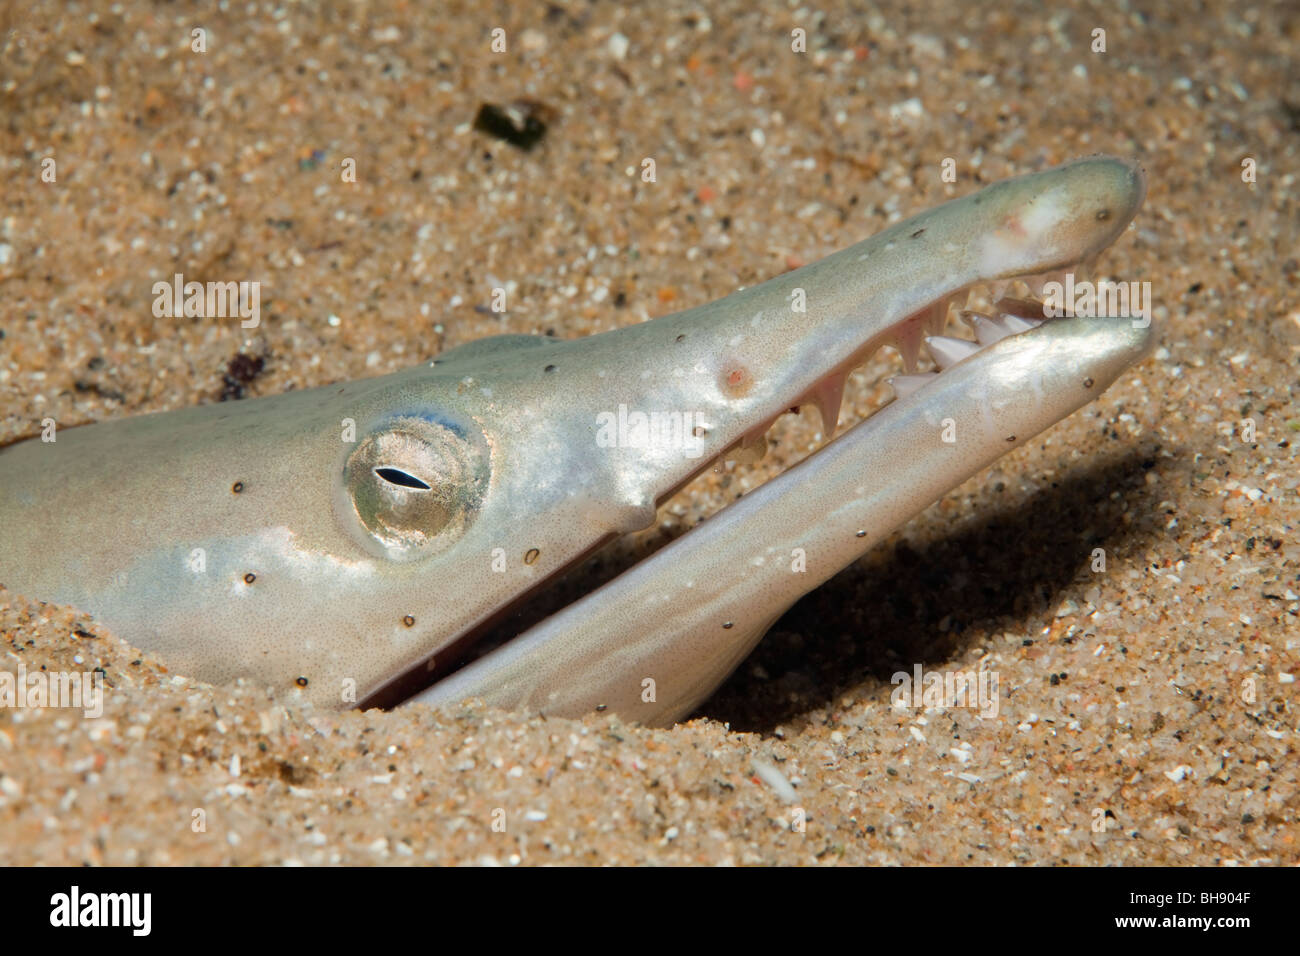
xmin=0 ymin=0 xmax=1296 ymax=865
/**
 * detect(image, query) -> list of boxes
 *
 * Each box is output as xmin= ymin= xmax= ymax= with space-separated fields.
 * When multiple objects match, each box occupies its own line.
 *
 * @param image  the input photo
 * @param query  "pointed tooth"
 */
xmin=972 ymin=313 xmax=1012 ymax=346
xmin=925 ymin=335 xmax=981 ymax=370
xmin=1000 ymin=314 xmax=1040 ymax=333
xmin=1024 ymin=274 xmax=1046 ymax=297
xmin=811 ymin=374 xmax=846 ymax=435
xmin=888 ymin=372 xmax=938 ymax=401
xmin=989 ymin=279 xmax=1009 ymax=301
xmin=898 ymin=338 xmax=922 ymax=372
xmin=923 ymin=299 xmax=950 ymax=336
xmin=892 ymin=318 xmax=927 ymax=373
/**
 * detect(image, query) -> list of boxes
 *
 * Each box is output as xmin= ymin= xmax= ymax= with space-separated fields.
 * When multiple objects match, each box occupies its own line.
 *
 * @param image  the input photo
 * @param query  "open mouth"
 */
xmin=725 ymin=263 xmax=1104 ymax=469
xmin=885 ymin=280 xmax=1072 ymax=400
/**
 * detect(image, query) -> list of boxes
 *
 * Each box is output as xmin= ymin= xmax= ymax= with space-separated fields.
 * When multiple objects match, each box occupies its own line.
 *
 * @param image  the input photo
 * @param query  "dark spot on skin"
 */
xmin=295 ymin=676 xmax=309 ymax=687
xmin=244 ymin=572 xmax=256 ymax=584
xmin=544 ymin=364 xmax=556 ymax=373
xmin=723 ymin=621 xmax=734 ymax=629
xmin=595 ymin=703 xmax=607 ymax=712
xmin=524 ymin=548 xmax=540 ymax=565
xmin=232 ymin=481 xmax=244 ymax=493
xmin=1083 ymin=377 xmax=1094 ymax=388
xmin=1095 ymin=209 xmax=1111 ymax=221
xmin=910 ymin=228 xmax=925 ymax=238
xmin=855 ymin=530 xmax=867 ymax=538
xmin=403 ymin=615 xmax=415 ymax=627
xmin=1006 ymin=435 xmax=1017 ymax=442
xmin=675 ymin=333 xmax=686 ymax=343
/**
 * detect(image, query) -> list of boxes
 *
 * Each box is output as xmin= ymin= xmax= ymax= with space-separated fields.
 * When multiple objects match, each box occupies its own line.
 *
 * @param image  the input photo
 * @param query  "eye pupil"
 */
xmin=374 ymin=467 xmax=432 ymax=490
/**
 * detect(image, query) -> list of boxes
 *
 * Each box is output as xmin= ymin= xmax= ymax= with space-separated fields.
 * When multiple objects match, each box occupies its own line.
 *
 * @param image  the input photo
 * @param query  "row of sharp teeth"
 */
xmin=888 ymin=307 xmax=1045 ymax=402
xmin=721 ymin=271 xmax=1076 ymax=466
xmin=878 ymin=267 xmax=1086 ymax=402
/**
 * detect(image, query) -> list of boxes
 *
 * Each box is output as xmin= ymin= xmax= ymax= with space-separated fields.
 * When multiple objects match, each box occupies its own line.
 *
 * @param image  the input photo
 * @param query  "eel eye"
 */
xmin=339 ymin=417 xmax=489 ymax=560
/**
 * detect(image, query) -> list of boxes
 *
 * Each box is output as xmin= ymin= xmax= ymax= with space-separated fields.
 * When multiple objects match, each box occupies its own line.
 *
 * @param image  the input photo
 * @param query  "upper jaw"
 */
xmin=501 ymin=155 xmax=1148 ymax=472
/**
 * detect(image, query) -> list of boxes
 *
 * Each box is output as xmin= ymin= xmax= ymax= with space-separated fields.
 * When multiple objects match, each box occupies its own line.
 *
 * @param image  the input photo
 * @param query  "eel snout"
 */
xmin=972 ymin=155 xmax=1147 ymax=281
